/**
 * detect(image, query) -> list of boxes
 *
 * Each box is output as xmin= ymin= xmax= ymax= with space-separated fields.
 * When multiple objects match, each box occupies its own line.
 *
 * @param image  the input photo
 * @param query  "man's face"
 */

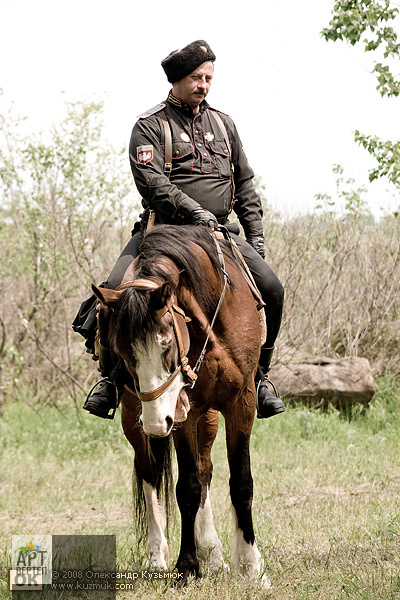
xmin=172 ymin=61 xmax=214 ymax=112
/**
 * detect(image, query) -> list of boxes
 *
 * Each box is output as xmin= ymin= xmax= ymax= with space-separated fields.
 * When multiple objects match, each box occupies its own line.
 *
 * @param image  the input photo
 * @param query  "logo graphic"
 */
xmin=11 ymin=535 xmax=52 ymax=590
xmin=16 ymin=539 xmax=46 ymax=561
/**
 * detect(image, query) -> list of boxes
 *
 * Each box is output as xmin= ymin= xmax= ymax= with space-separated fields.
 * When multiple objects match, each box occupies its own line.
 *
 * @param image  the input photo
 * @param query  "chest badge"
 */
xmin=205 ymin=132 xmax=214 ymax=142
xmin=180 ymin=132 xmax=191 ymax=142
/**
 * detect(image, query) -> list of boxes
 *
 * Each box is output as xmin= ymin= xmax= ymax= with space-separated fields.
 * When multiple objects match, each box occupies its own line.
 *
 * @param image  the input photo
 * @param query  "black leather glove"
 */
xmin=246 ymin=235 xmax=266 ymax=259
xmin=190 ymin=207 xmax=219 ymax=230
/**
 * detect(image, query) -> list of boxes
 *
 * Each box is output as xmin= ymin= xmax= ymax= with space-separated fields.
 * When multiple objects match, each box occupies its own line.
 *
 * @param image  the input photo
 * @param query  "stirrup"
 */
xmin=84 ymin=377 xmax=120 ymax=420
xmin=256 ymin=375 xmax=278 ymax=398
xmin=256 ymin=375 xmax=285 ymax=419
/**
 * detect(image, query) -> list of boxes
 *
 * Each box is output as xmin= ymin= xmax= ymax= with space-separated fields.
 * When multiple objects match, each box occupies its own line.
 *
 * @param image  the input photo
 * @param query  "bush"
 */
xmin=0 ymin=95 xmax=140 ymax=410
xmin=263 ymin=171 xmax=400 ymax=376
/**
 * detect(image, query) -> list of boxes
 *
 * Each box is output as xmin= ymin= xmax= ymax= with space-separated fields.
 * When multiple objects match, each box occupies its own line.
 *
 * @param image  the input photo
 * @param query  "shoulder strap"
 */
xmin=137 ymin=102 xmax=166 ymax=119
xmin=145 ymin=109 xmax=172 ymax=231
xmin=159 ymin=110 xmax=172 ymax=179
xmin=209 ymin=110 xmax=235 ymax=211
xmin=209 ymin=110 xmax=231 ymax=157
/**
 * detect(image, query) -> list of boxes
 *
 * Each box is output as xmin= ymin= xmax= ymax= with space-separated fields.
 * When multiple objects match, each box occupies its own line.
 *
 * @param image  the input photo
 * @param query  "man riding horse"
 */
xmin=77 ymin=39 xmax=285 ymax=420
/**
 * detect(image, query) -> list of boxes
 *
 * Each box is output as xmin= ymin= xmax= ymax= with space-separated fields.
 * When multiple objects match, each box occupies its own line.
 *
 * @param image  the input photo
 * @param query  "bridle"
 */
xmin=115 ymin=277 xmax=199 ymax=403
xmin=134 ymin=290 xmax=197 ymax=403
xmin=117 ymin=234 xmax=230 ymax=403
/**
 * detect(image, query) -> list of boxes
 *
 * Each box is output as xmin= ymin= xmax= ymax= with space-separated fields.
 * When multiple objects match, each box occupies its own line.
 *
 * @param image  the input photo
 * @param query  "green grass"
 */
xmin=1 ymin=378 xmax=400 ymax=599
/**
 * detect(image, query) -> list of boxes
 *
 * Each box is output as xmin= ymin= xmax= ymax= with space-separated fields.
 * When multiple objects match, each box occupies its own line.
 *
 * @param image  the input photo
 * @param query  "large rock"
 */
xmin=269 ymin=356 xmax=376 ymax=409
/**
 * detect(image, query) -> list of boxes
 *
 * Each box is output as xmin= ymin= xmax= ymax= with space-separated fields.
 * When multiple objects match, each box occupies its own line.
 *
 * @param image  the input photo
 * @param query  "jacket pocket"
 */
xmin=206 ymin=139 xmax=231 ymax=178
xmin=161 ymin=140 xmax=194 ymax=173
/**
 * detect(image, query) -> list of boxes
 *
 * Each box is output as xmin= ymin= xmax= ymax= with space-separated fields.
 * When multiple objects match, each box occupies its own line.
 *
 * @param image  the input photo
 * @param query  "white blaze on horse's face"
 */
xmin=134 ymin=331 xmax=189 ymax=437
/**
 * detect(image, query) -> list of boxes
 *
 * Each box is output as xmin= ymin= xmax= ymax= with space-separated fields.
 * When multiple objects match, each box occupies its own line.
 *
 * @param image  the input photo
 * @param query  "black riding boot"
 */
xmin=83 ymin=342 xmax=123 ymax=420
xmin=256 ymin=345 xmax=285 ymax=419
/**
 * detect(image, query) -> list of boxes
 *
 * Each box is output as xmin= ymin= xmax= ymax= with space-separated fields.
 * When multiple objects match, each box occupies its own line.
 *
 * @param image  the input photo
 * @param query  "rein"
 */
xmin=192 ymin=233 xmax=230 ymax=376
xmin=118 ymin=233 xmax=229 ymax=402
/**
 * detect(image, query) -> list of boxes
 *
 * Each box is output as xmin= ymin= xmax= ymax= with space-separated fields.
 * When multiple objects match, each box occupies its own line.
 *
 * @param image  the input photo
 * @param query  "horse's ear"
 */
xmin=92 ymin=284 xmax=122 ymax=307
xmin=149 ymin=281 xmax=173 ymax=310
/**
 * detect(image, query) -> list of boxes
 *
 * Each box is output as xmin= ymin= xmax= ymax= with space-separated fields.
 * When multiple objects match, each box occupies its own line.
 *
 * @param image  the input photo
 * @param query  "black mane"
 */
xmin=109 ymin=225 xmax=224 ymax=351
xmin=139 ymin=225 xmax=223 ymax=297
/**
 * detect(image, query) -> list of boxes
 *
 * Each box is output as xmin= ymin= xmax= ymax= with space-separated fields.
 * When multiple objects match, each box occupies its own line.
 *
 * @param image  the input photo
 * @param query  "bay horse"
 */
xmin=92 ymin=224 xmax=269 ymax=586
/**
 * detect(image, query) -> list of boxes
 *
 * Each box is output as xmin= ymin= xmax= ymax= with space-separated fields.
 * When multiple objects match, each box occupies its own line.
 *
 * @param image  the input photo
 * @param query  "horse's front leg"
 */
xmin=172 ymin=411 xmax=202 ymax=583
xmin=121 ymin=391 xmax=169 ymax=570
xmin=195 ymin=409 xmax=227 ymax=573
xmin=141 ymin=479 xmax=169 ymax=569
xmin=222 ymin=391 xmax=269 ymax=586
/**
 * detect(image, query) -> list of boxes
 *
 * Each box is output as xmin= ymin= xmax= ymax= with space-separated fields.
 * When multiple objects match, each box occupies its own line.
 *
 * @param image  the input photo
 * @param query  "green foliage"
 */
xmin=322 ymin=1 xmax=400 ymax=200
xmin=354 ymin=130 xmax=400 ymax=186
xmin=314 ymin=164 xmax=371 ymax=219
xmin=321 ymin=0 xmax=400 ymax=97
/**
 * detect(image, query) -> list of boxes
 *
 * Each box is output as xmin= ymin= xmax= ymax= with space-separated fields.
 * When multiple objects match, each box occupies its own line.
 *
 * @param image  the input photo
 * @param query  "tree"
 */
xmin=322 ymin=0 xmax=400 ymax=194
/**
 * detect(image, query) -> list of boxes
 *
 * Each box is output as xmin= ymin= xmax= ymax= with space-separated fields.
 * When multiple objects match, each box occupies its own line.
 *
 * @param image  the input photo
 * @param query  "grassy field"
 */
xmin=1 ymin=378 xmax=400 ymax=599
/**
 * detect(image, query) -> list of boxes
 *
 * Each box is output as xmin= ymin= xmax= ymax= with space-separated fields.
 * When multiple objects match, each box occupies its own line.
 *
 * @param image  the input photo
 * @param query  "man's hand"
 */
xmin=190 ymin=207 xmax=219 ymax=230
xmin=246 ymin=235 xmax=266 ymax=259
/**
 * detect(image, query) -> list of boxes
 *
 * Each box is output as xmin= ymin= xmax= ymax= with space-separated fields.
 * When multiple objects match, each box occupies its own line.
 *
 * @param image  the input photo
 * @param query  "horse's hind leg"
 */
xmin=121 ymin=393 xmax=169 ymax=569
xmin=222 ymin=394 xmax=269 ymax=585
xmin=194 ymin=409 xmax=227 ymax=573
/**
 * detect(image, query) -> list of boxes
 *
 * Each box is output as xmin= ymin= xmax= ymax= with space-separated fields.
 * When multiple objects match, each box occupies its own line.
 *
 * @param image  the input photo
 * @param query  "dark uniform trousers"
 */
xmin=104 ymin=229 xmax=284 ymax=349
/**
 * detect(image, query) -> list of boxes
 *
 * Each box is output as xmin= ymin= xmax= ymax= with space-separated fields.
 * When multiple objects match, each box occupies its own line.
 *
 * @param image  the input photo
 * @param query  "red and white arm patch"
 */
xmin=137 ymin=145 xmax=154 ymax=164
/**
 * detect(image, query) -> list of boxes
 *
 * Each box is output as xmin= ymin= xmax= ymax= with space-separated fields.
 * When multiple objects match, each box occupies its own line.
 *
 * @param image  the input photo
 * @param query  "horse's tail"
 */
xmin=132 ymin=436 xmax=174 ymax=542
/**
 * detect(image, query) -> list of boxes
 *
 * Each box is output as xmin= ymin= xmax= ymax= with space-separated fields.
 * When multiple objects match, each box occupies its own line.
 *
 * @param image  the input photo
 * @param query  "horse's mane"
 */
xmin=138 ymin=225 xmax=224 ymax=298
xmin=109 ymin=225 xmax=224 ymax=350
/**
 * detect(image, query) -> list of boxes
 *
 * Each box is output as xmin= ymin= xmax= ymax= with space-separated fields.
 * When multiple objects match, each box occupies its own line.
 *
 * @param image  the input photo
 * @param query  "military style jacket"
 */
xmin=129 ymin=92 xmax=264 ymax=239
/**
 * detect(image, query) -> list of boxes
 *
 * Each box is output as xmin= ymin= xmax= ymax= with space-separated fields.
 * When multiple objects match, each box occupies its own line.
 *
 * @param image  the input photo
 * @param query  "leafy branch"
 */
xmin=322 ymin=1 xmax=400 ymax=197
xmin=322 ymin=0 xmax=400 ymax=96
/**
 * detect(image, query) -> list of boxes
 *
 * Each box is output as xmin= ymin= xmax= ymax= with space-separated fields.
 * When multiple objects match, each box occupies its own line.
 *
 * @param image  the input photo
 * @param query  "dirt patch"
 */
xmin=1 ymin=504 xmax=133 ymax=534
xmin=275 ymin=480 xmax=400 ymax=508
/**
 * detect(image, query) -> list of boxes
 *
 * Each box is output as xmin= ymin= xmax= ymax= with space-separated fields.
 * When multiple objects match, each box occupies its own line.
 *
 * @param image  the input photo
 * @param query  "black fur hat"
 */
xmin=161 ymin=40 xmax=216 ymax=83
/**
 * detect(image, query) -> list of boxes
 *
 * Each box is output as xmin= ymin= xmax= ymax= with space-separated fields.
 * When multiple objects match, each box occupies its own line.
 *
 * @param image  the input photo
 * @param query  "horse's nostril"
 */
xmin=165 ymin=416 xmax=174 ymax=431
